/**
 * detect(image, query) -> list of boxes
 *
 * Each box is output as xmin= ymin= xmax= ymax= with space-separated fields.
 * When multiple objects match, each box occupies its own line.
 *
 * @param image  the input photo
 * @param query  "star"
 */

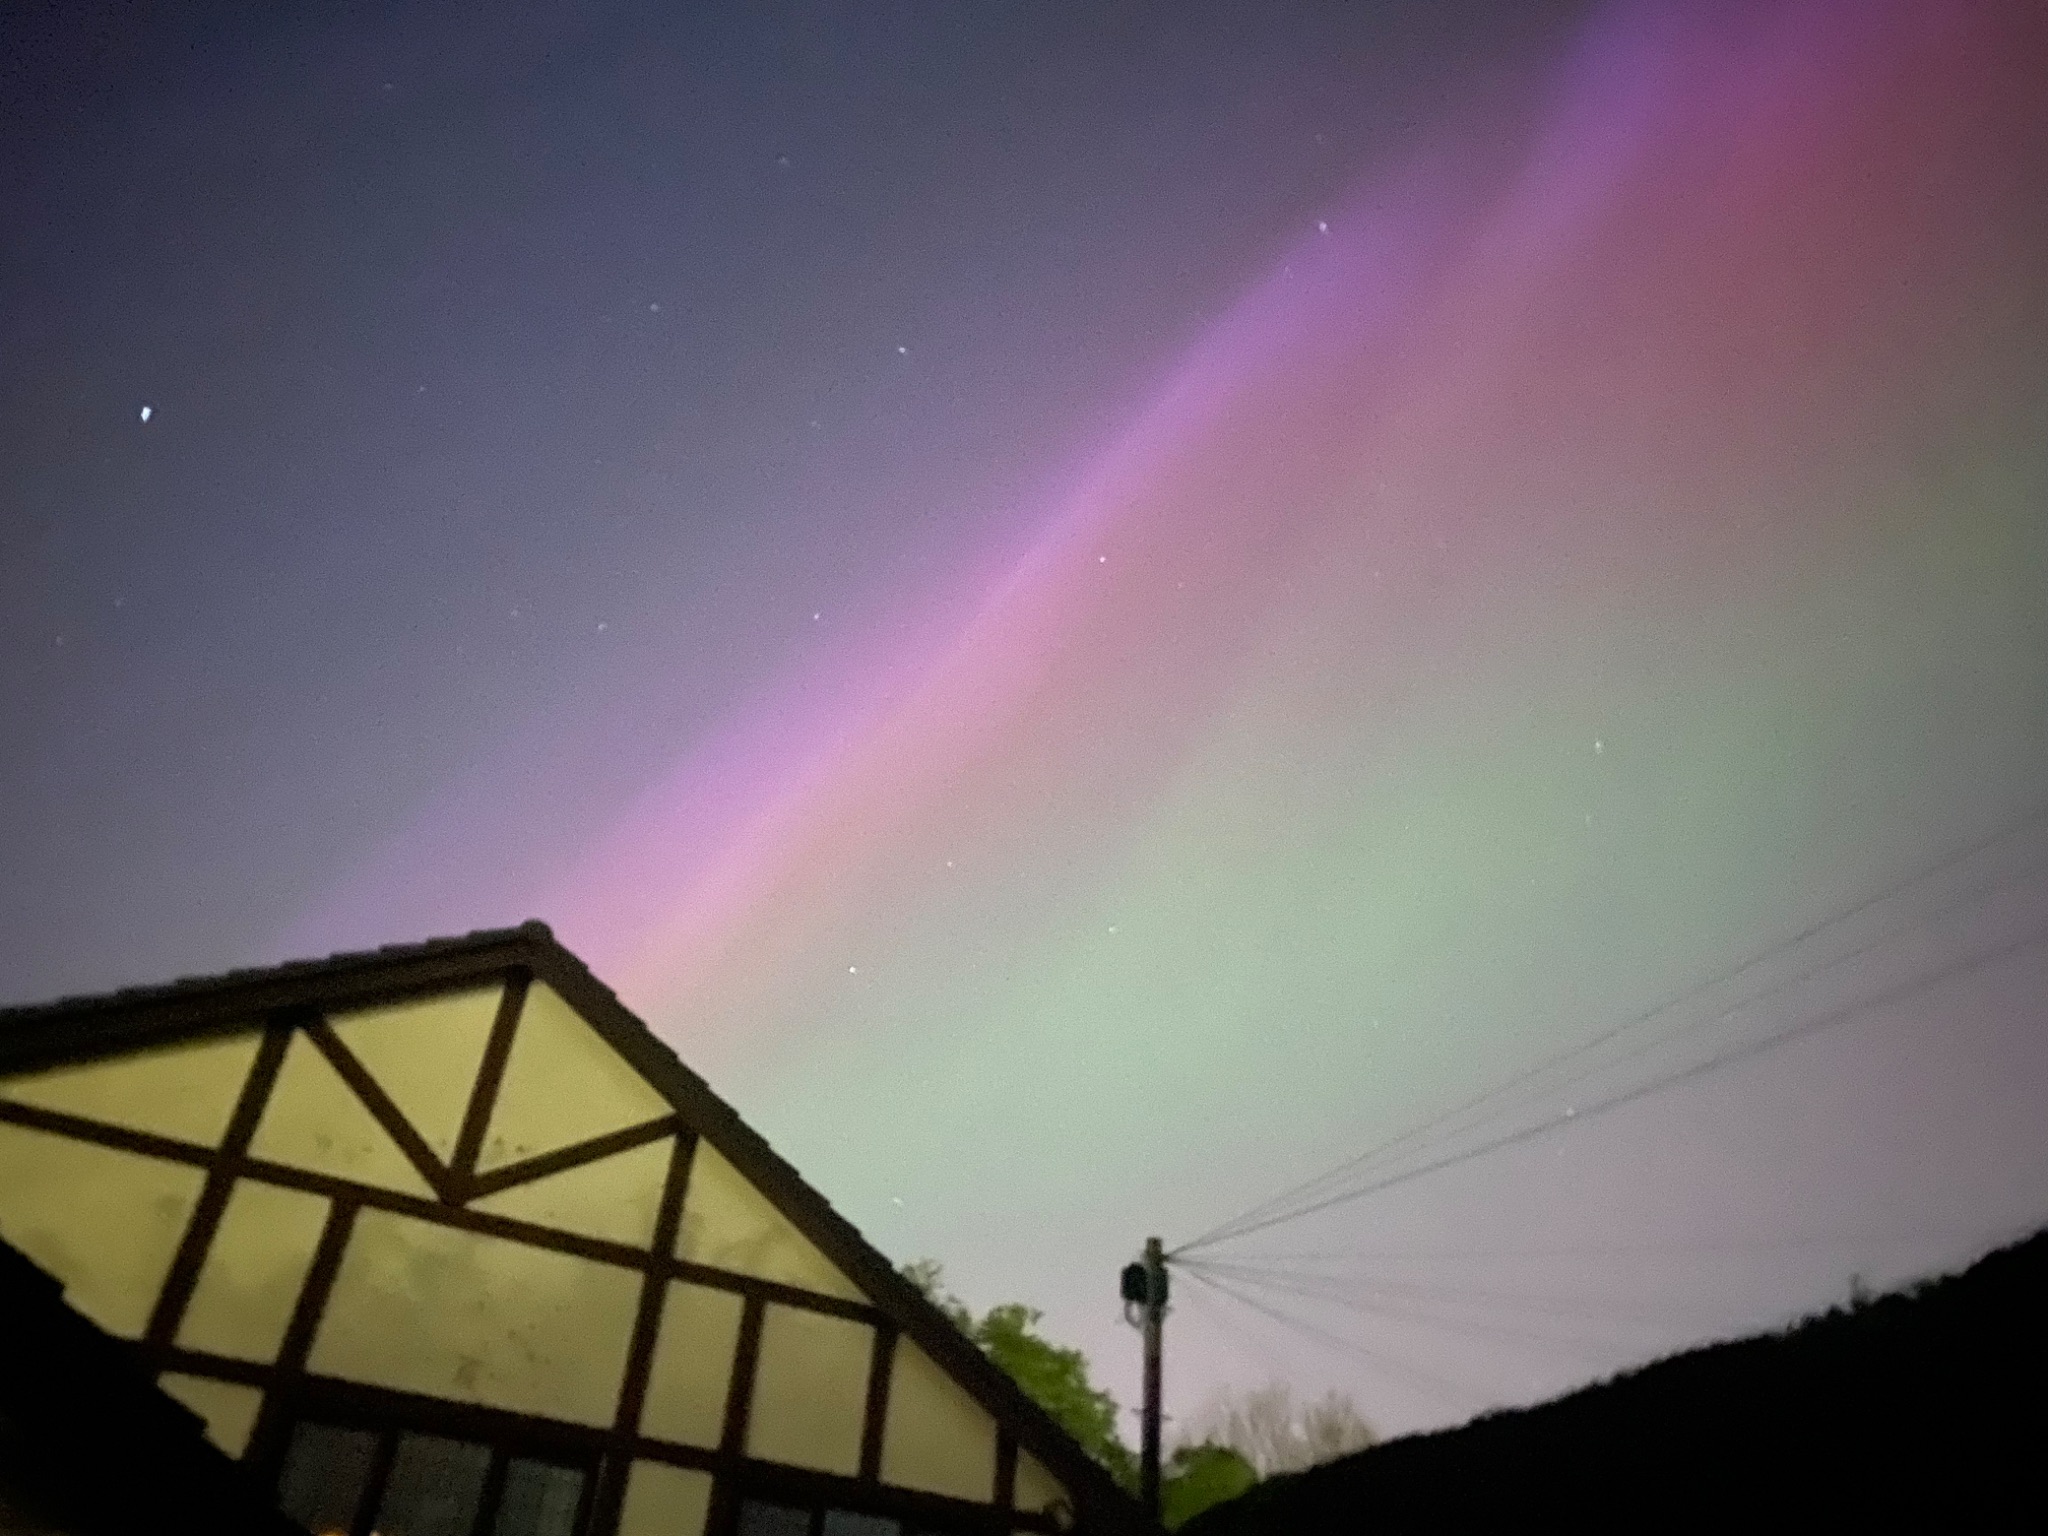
xmin=1594 ymin=739 xmax=1604 ymax=754
xmin=138 ymin=405 xmax=152 ymax=422
xmin=847 ymin=965 xmax=858 ymax=974
xmin=1317 ymin=220 xmax=1329 ymax=233
xmin=896 ymin=345 xmax=908 ymax=355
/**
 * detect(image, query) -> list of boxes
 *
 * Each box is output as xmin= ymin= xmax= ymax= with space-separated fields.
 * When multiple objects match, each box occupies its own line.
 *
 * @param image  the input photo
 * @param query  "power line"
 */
xmin=1177 ymin=1263 xmax=1483 ymax=1410
xmin=1176 ymin=806 xmax=2048 ymax=1252
xmin=1183 ymin=880 xmax=2035 ymax=1256
xmin=1186 ymin=1215 xmax=2048 ymax=1270
xmin=1180 ymin=1255 xmax=1733 ymax=1331
xmin=1182 ymin=910 xmax=2048 ymax=1251
xmin=1174 ymin=808 xmax=2048 ymax=1255
xmin=1179 ymin=1260 xmax=1640 ymax=1366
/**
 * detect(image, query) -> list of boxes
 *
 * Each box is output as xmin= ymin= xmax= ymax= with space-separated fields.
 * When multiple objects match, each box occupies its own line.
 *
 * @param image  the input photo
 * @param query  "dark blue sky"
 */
xmin=3 ymin=0 xmax=1584 ymax=995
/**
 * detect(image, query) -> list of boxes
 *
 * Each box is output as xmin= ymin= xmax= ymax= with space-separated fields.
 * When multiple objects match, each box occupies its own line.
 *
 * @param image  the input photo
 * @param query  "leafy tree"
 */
xmin=978 ymin=1301 xmax=1138 ymax=1488
xmin=900 ymin=1258 xmax=975 ymax=1331
xmin=901 ymin=1260 xmax=1136 ymax=1487
xmin=904 ymin=1263 xmax=1374 ymax=1528
xmin=1159 ymin=1443 xmax=1258 ymax=1530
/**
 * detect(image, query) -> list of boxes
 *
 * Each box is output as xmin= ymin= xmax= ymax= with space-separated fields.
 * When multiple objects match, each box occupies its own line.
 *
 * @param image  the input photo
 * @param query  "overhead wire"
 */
xmin=1183 ymin=908 xmax=2048 ymax=1252
xmin=1175 ymin=805 xmax=2048 ymax=1252
xmin=1202 ymin=1215 xmax=2048 ymax=1272
xmin=1173 ymin=807 xmax=2048 ymax=1255
xmin=1162 ymin=812 xmax=2048 ymax=1433
xmin=1182 ymin=889 xmax=2038 ymax=1259
xmin=1177 ymin=1259 xmax=1639 ymax=1366
xmin=1178 ymin=1255 xmax=1730 ymax=1331
xmin=1176 ymin=1263 xmax=1484 ymax=1410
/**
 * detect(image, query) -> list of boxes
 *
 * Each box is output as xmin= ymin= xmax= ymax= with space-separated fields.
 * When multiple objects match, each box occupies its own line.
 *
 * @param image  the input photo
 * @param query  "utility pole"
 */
xmin=1121 ymin=1237 xmax=1169 ymax=1524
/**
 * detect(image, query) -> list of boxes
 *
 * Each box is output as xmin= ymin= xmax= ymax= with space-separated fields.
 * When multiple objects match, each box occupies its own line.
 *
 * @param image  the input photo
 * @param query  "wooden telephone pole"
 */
xmin=1122 ymin=1237 xmax=1169 ymax=1524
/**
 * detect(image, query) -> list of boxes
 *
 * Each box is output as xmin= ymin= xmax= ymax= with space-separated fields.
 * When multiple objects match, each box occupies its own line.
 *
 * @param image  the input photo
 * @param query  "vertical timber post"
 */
xmin=1141 ymin=1236 xmax=1167 ymax=1522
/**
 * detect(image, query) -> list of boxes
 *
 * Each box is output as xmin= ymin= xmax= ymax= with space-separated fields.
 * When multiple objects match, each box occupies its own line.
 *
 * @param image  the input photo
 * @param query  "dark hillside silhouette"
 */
xmin=1183 ymin=1227 xmax=2048 ymax=1531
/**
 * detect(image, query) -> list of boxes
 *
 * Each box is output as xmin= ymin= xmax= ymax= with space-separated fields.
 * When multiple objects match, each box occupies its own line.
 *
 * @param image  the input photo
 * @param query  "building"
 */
xmin=0 ymin=922 xmax=1148 ymax=1536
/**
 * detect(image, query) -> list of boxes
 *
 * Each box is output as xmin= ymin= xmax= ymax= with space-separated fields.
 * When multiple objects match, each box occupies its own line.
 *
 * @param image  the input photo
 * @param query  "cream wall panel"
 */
xmin=0 ymin=1032 xmax=258 ymax=1147
xmin=470 ymin=1136 xmax=669 ymax=1248
xmin=879 ymin=1338 xmax=997 ymax=1502
xmin=330 ymin=986 xmax=503 ymax=1160
xmin=176 ymin=1179 xmax=329 ymax=1361
xmin=0 ymin=1122 xmax=204 ymax=1336
xmin=618 ymin=1461 xmax=713 ymax=1536
xmin=746 ymin=1304 xmax=871 ymax=1475
xmin=158 ymin=1374 xmax=264 ymax=1457
xmin=1014 ymin=1452 xmax=1070 ymax=1519
xmin=677 ymin=1142 xmax=862 ymax=1302
xmin=479 ymin=984 xmax=671 ymax=1171
xmin=639 ymin=1281 xmax=745 ymax=1447
xmin=249 ymin=1032 xmax=434 ymax=1196
xmin=307 ymin=1208 xmax=639 ymax=1425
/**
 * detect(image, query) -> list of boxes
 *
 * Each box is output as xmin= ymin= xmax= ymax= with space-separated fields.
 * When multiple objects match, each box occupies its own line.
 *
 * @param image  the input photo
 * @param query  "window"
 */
xmin=737 ymin=1504 xmax=811 ymax=1536
xmin=734 ymin=1500 xmax=968 ymax=1536
xmin=276 ymin=1420 xmax=593 ymax=1536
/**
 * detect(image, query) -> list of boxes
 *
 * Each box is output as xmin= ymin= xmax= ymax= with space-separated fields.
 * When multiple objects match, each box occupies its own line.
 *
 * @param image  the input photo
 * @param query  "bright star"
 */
xmin=138 ymin=405 xmax=152 ymax=422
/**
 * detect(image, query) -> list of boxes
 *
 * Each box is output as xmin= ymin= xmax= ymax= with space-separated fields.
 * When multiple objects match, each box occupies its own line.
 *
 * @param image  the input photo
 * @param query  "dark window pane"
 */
xmin=737 ymin=1502 xmax=812 ymax=1536
xmin=374 ymin=1434 xmax=492 ymax=1536
xmin=822 ymin=1513 xmax=900 ymax=1536
xmin=277 ymin=1422 xmax=379 ymax=1535
xmin=494 ymin=1458 xmax=586 ymax=1536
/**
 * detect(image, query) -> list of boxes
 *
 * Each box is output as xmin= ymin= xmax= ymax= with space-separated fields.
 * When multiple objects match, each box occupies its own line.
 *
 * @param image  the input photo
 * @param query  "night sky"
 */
xmin=6 ymin=0 xmax=2047 ymax=1441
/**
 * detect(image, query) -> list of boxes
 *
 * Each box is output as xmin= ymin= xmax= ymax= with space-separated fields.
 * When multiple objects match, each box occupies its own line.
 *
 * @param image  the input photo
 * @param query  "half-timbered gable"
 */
xmin=0 ymin=923 xmax=1145 ymax=1536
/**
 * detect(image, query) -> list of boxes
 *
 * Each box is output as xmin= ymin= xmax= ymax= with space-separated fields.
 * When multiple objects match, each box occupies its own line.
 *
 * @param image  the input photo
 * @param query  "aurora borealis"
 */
xmin=6 ymin=0 xmax=2047 ymax=1438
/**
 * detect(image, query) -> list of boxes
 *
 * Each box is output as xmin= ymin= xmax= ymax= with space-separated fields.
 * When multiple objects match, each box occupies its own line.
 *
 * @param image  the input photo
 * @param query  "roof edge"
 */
xmin=0 ymin=921 xmax=1153 ymax=1533
xmin=0 ymin=923 xmax=546 ymax=1073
